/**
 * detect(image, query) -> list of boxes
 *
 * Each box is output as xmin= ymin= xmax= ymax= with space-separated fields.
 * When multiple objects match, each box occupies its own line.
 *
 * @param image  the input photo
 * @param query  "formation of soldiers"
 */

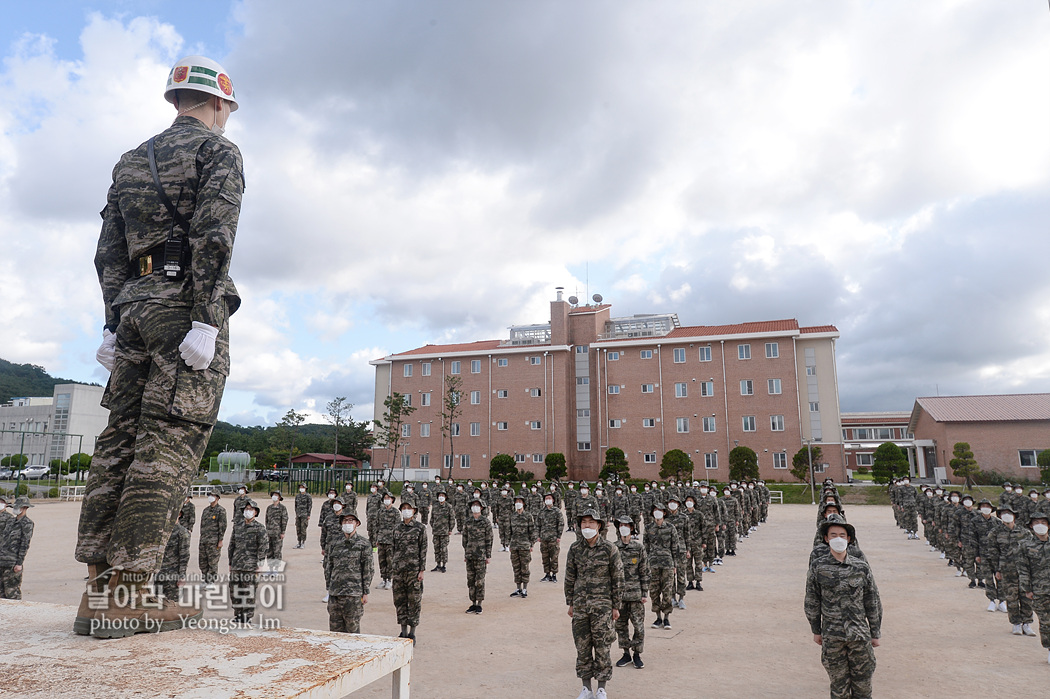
xmin=0 ymin=495 xmax=35 ymax=600
xmin=889 ymin=478 xmax=1050 ymax=665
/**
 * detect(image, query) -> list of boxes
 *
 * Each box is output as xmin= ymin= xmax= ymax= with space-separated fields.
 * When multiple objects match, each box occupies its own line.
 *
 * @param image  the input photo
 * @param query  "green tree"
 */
xmin=600 ymin=447 xmax=630 ymax=481
xmin=872 ymin=442 xmax=908 ymax=485
xmin=949 ymin=442 xmax=979 ymax=489
xmin=660 ymin=449 xmax=693 ymax=481
xmin=325 ymin=396 xmax=353 ymax=459
xmin=373 ymin=393 xmax=416 ymax=474
xmin=490 ymin=453 xmax=519 ymax=481
xmin=1 ymin=454 xmax=28 ymax=469
xmin=68 ymin=453 xmax=92 ymax=471
xmin=544 ymin=452 xmax=567 ymax=481
xmin=439 ymin=375 xmax=463 ymax=479
xmin=49 ymin=458 xmax=68 ymax=475
xmin=1038 ymin=449 xmax=1050 ymax=485
xmin=728 ymin=446 xmax=759 ymax=482
xmin=791 ymin=446 xmax=822 ymax=484
xmin=271 ymin=409 xmax=307 ymax=468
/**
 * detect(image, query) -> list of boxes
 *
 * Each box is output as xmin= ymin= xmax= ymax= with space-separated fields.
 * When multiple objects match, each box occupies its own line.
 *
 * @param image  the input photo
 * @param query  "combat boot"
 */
xmin=615 ymin=650 xmax=633 ymax=667
xmin=91 ymin=570 xmax=201 ymax=639
xmin=74 ymin=563 xmax=111 ymax=636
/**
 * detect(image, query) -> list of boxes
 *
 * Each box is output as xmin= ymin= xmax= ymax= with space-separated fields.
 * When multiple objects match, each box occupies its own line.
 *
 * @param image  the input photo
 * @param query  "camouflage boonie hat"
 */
xmin=243 ymin=499 xmax=260 ymax=513
xmin=651 ymin=501 xmax=668 ymax=514
xmin=209 ymin=487 xmax=222 ymax=497
xmin=577 ymin=507 xmax=604 ymax=524
xmin=616 ymin=515 xmax=635 ymax=529
xmin=819 ymin=501 xmax=843 ymax=517
xmin=997 ymin=504 xmax=1016 ymax=515
xmin=13 ymin=496 xmax=33 ymax=509
xmin=977 ymin=499 xmax=992 ymax=508
xmin=340 ymin=511 xmax=361 ymax=524
xmin=270 ymin=491 xmax=283 ymax=500
xmin=469 ymin=497 xmax=487 ymax=511
xmin=818 ymin=513 xmax=855 ymax=541
xmin=1029 ymin=511 xmax=1050 ymax=522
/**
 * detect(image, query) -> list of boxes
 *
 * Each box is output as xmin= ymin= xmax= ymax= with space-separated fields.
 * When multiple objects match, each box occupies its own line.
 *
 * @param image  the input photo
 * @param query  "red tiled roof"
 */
xmin=914 ymin=394 xmax=1050 ymax=423
xmin=663 ymin=319 xmax=800 ymax=339
xmin=391 ymin=340 xmax=507 ymax=357
xmin=290 ymin=453 xmax=361 ymax=465
xmin=569 ymin=304 xmax=612 ymax=315
xmin=801 ymin=325 xmax=838 ymax=334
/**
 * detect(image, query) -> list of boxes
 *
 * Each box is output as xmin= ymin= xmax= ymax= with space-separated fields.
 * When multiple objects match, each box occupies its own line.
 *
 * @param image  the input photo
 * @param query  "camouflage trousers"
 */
xmin=685 ymin=544 xmax=704 ymax=582
xmin=999 ymin=569 xmax=1034 ymax=625
xmin=76 ymin=301 xmax=228 ymax=573
xmin=760 ymin=501 xmax=769 ymax=522
xmin=0 ymin=566 xmax=22 ymax=600
xmin=377 ymin=544 xmax=393 ymax=580
xmin=155 ymin=570 xmax=180 ymax=601
xmin=433 ymin=534 xmax=449 ymax=566
xmin=615 ymin=600 xmax=645 ymax=653
xmin=367 ymin=517 xmax=379 ymax=547
xmin=510 ymin=547 xmax=532 ymax=585
xmin=572 ymin=605 xmax=615 ymax=681
xmin=199 ymin=541 xmax=221 ymax=584
xmin=465 ymin=558 xmax=487 ymax=603
xmin=328 ymin=594 xmax=364 ymax=633
xmin=392 ymin=572 xmax=423 ymax=626
xmin=724 ymin=523 xmax=738 ymax=553
xmin=268 ymin=532 xmax=283 ymax=561
xmin=979 ymin=560 xmax=999 ymax=602
xmin=701 ymin=529 xmax=716 ymax=564
xmin=295 ymin=516 xmax=309 ymax=544
xmin=820 ymin=638 xmax=875 ymax=699
xmin=959 ymin=546 xmax=977 ymax=582
xmin=674 ymin=555 xmax=687 ymax=597
xmin=1033 ymin=599 xmax=1050 ymax=649
xmin=650 ymin=566 xmax=674 ymax=616
xmin=418 ymin=506 xmax=429 ymax=526
xmin=540 ymin=539 xmax=560 ymax=575
xmin=230 ymin=570 xmax=259 ymax=620
xmin=497 ymin=518 xmax=510 ymax=548
xmin=901 ymin=507 xmax=917 ymax=533
xmin=454 ymin=509 xmax=465 ymax=533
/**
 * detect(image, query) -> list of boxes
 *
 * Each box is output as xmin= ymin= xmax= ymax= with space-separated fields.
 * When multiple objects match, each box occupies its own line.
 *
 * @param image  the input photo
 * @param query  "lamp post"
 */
xmin=806 ymin=438 xmax=816 ymax=505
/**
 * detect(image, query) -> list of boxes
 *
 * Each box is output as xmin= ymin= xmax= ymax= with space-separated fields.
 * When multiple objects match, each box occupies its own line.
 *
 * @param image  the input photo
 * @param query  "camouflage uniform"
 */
xmin=898 ymin=486 xmax=918 ymax=534
xmin=198 ymin=499 xmax=227 ymax=584
xmin=665 ymin=503 xmax=690 ymax=600
xmin=327 ymin=531 xmax=374 ymax=634
xmin=494 ymin=492 xmax=512 ymax=549
xmin=615 ymin=537 xmax=649 ymax=654
xmin=644 ymin=517 xmax=682 ymax=618
xmin=563 ymin=486 xmax=579 ymax=532
xmin=538 ymin=504 xmax=565 ymax=578
xmin=805 ymin=550 xmax=882 ymax=699
xmin=230 ymin=514 xmax=268 ymax=621
xmin=452 ymin=487 xmax=468 ymax=533
xmin=0 ymin=510 xmax=34 ymax=600
xmin=565 ymin=530 xmax=625 ymax=683
xmin=365 ymin=489 xmax=383 ymax=546
xmin=417 ymin=484 xmax=432 ymax=526
xmin=429 ymin=498 xmax=455 ymax=568
xmin=391 ymin=516 xmax=428 ymax=629
xmin=228 ymin=492 xmax=249 ymax=566
xmin=463 ymin=507 xmax=493 ymax=605
xmin=508 ymin=506 xmax=537 ymax=587
xmin=986 ymin=518 xmax=1035 ymax=626
xmin=180 ymin=498 xmax=195 ymax=535
xmin=695 ymin=491 xmax=719 ymax=564
xmin=77 ymin=115 xmax=242 ymax=576
xmin=157 ymin=521 xmax=190 ymax=600
xmin=375 ymin=503 xmax=401 ymax=583
xmin=720 ymin=492 xmax=741 ymax=554
xmin=294 ymin=490 xmax=312 ymax=546
xmin=972 ymin=505 xmax=999 ymax=602
xmin=1019 ymin=531 xmax=1050 ymax=649
xmin=683 ymin=502 xmax=706 ymax=585
xmin=265 ymin=498 xmax=289 ymax=561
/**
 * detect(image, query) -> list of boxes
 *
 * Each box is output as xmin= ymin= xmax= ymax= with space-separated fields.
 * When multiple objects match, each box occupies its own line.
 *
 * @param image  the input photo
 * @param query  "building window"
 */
xmin=608 ymin=352 xmax=620 ymax=361
xmin=578 ymin=442 xmax=591 ymax=451
xmin=530 ymin=357 xmax=542 ymax=365
xmin=702 ymin=417 xmax=716 ymax=432
xmin=497 ymin=389 xmax=509 ymax=398
xmin=470 ymin=422 xmax=481 ymax=436
xmin=806 ymin=366 xmax=816 ymax=376
xmin=1020 ymin=450 xmax=1045 ymax=468
xmin=641 ymin=383 xmax=654 ymax=393
xmin=420 ymin=423 xmax=431 ymax=437
xmin=674 ymin=382 xmax=687 ymax=398
xmin=773 ymin=452 xmax=788 ymax=469
xmin=421 ymin=392 xmax=431 ymax=407
xmin=856 ymin=453 xmax=873 ymax=467
xmin=401 ymin=454 xmax=410 ymax=469
xmin=533 ymin=453 xmax=544 ymax=463
xmin=768 ymin=379 xmax=781 ymax=395
xmin=471 ymin=359 xmax=481 ymax=374
xmin=742 ymin=416 xmax=756 ymax=432
xmin=444 ymin=454 xmax=453 ymax=470
xmin=422 ymin=362 xmax=431 ymax=376
xmin=765 ymin=342 xmax=779 ymax=358
xmin=450 ymin=361 xmax=461 ymax=374
xmin=644 ymin=453 xmax=657 ymax=463
xmin=530 ymin=388 xmax=542 ymax=397
xmin=577 ymin=409 xmax=591 ymax=418
xmin=471 ymin=390 xmax=481 ymax=405
xmin=609 ymin=419 xmax=622 ymax=428
xmin=577 ymin=377 xmax=590 ymax=385
xmin=676 ymin=417 xmax=689 ymax=433
xmin=451 ymin=423 xmax=461 ymax=437
xmin=705 ymin=453 xmax=718 ymax=470
xmin=875 ymin=428 xmax=892 ymax=440
xmin=738 ymin=344 xmax=751 ymax=360
xmin=530 ymin=421 xmax=542 ymax=430
xmin=403 ymin=364 xmax=413 ymax=377
xmin=460 ymin=454 xmax=471 ymax=469
xmin=635 ymin=349 xmax=651 ymax=360
xmin=420 ymin=454 xmax=429 ymax=468
xmin=809 ymin=402 xmax=819 ymax=412
xmin=642 ymin=418 xmax=656 ymax=428
xmin=401 ymin=424 xmax=411 ymax=438
xmin=700 ymin=381 xmax=714 ymax=397
xmin=673 ymin=348 xmax=686 ymax=363
xmin=497 ymin=421 xmax=508 ymax=431
xmin=740 ymin=380 xmax=753 ymax=396
xmin=853 ymin=428 xmax=870 ymax=440
xmin=451 ymin=391 xmax=460 ymax=405
xmin=576 ymin=345 xmax=588 ymax=354
xmin=403 ymin=393 xmax=412 ymax=407
xmin=497 ymin=357 xmax=508 ymax=367
xmin=698 ymin=346 xmax=712 ymax=362
xmin=770 ymin=415 xmax=785 ymax=432
xmin=609 ymin=385 xmax=621 ymax=395
xmin=515 ymin=453 xmax=527 ymax=463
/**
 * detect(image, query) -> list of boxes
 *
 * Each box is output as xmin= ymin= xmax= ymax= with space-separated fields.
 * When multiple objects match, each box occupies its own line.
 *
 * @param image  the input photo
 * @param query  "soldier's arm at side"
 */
xmin=803 ymin=563 xmax=822 ymax=643
xmin=189 ymin=142 xmax=243 ymax=327
xmin=94 ymin=177 xmax=131 ymax=331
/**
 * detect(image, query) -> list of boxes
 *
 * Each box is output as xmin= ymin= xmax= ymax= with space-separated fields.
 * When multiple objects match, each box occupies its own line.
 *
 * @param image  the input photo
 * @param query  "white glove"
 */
xmin=96 ymin=330 xmax=116 ymax=372
xmin=178 ymin=322 xmax=219 ymax=371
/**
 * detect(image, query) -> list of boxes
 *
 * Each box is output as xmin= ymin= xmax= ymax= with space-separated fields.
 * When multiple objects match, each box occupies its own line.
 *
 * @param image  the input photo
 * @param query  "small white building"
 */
xmin=0 ymin=384 xmax=109 ymax=466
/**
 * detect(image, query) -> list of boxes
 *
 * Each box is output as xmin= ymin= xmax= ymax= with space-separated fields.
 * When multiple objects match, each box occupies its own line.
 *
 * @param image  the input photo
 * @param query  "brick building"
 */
xmin=840 ymin=411 xmax=916 ymax=477
xmin=370 ymin=291 xmax=845 ymax=482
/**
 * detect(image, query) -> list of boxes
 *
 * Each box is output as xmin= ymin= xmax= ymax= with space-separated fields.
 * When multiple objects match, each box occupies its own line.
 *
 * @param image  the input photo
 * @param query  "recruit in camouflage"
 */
xmin=327 ymin=530 xmax=374 ymax=634
xmin=564 ymin=531 xmax=625 ymax=684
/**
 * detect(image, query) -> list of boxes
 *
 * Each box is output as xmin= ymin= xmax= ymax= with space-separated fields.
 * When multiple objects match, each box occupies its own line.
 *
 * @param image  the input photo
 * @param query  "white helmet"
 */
xmin=164 ymin=55 xmax=238 ymax=111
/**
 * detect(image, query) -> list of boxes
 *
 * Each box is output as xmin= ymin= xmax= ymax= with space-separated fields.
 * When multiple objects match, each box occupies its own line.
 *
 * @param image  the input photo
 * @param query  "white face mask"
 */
xmin=667 ymin=502 xmax=678 ymax=511
xmin=333 ymin=503 xmax=343 ymax=512
xmin=950 ymin=496 xmax=960 ymax=503
xmin=299 ymin=488 xmax=306 ymax=493
xmin=723 ymin=492 xmax=730 ymax=497
xmin=244 ymin=510 xmax=255 ymax=520
xmin=370 ymin=488 xmax=377 ymax=494
xmin=979 ymin=507 xmax=992 ymax=515
xmin=515 ymin=502 xmax=524 ymax=511
xmin=402 ymin=509 xmax=414 ymax=519
xmin=272 ymin=495 xmax=279 ymax=502
xmin=653 ymin=510 xmax=664 ymax=521
xmin=619 ymin=525 xmax=632 ymax=537
xmin=346 ymin=486 xmax=353 ymax=492
xmin=1016 ymin=488 xmax=1024 ymax=495
xmin=342 ymin=523 xmax=356 ymax=534
xmin=1033 ymin=523 xmax=1050 ymax=536
xmin=238 ymin=490 xmax=246 ymax=495
xmin=545 ymin=499 xmax=553 ymax=507
xmin=1032 ymin=494 xmax=1040 ymax=501
xmin=208 ymin=496 xmax=216 ymax=504
xmin=962 ymin=500 xmax=973 ymax=508
xmin=422 ymin=484 xmax=427 ymax=489
xmin=828 ymin=537 xmax=849 ymax=553
xmin=700 ymin=488 xmax=708 ymax=495
xmin=595 ymin=490 xmax=603 ymax=497
xmin=471 ymin=505 xmax=482 ymax=514
xmin=581 ymin=490 xmax=589 ymax=497
xmin=581 ymin=527 xmax=599 ymax=540
xmin=331 ymin=493 xmax=338 ymax=499
xmin=384 ymin=500 xmax=394 ymax=507
xmin=686 ymin=501 xmax=695 ymax=509
xmin=438 ymin=496 xmax=446 ymax=502
xmin=1001 ymin=512 xmax=1015 ymax=523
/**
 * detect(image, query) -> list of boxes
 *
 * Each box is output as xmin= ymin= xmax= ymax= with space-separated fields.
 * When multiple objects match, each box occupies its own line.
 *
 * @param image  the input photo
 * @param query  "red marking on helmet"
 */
xmin=173 ymin=66 xmax=188 ymax=83
xmin=217 ymin=73 xmax=233 ymax=96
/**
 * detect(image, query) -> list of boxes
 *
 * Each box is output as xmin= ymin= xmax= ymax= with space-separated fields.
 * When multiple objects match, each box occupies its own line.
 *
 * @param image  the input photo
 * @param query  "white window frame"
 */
xmin=673 ymin=348 xmax=686 ymax=363
xmin=609 ymin=419 xmax=622 ymax=429
xmin=640 ymin=349 xmax=654 ymax=359
xmin=530 ymin=356 xmax=542 ymax=365
xmin=577 ymin=409 xmax=591 ymax=418
xmin=578 ymin=442 xmax=591 ymax=451
xmin=698 ymin=346 xmax=712 ymax=362
xmin=740 ymin=379 xmax=753 ymax=396
xmin=533 ymin=453 xmax=544 ymax=463
xmin=451 ymin=422 xmax=461 ymax=437
xmin=742 ymin=416 xmax=756 ymax=432
xmin=770 ymin=415 xmax=785 ymax=432
xmin=460 ymin=454 xmax=471 ymax=469
xmin=450 ymin=360 xmax=461 ymax=374
xmin=608 ymin=352 xmax=620 ymax=361
xmin=809 ymin=402 xmax=819 ymax=412
xmin=642 ymin=418 xmax=656 ymax=428
xmin=470 ymin=422 xmax=481 ymax=437
xmin=768 ymin=378 xmax=782 ymax=395
xmin=773 ymin=452 xmax=788 ymax=469
xmin=806 ymin=366 xmax=816 ymax=376
xmin=575 ymin=345 xmax=588 ymax=354
xmin=401 ymin=424 xmax=411 ymax=438
xmin=497 ymin=389 xmax=509 ymax=398
xmin=702 ymin=416 xmax=716 ymax=433
xmin=641 ymin=383 xmax=654 ymax=393
xmin=403 ymin=364 xmax=413 ymax=377
xmin=577 ymin=377 xmax=590 ymax=385
xmin=700 ymin=380 xmax=714 ymax=397
xmin=421 ymin=392 xmax=431 ymax=407
xmin=515 ymin=453 xmax=526 ymax=463
xmin=674 ymin=382 xmax=687 ymax=398
xmin=644 ymin=452 xmax=657 ymax=463
xmin=496 ymin=421 xmax=508 ymax=431
xmin=530 ymin=421 xmax=542 ymax=430
xmin=609 ymin=385 xmax=621 ymax=395
xmin=765 ymin=342 xmax=779 ymax=359
xmin=738 ymin=344 xmax=751 ymax=360
xmin=1020 ymin=450 xmax=1043 ymax=468
xmin=497 ymin=357 xmax=508 ymax=367
xmin=705 ymin=453 xmax=718 ymax=470
xmin=856 ymin=453 xmax=873 ymax=467
xmin=421 ymin=362 xmax=431 ymax=376
xmin=471 ymin=359 xmax=482 ymax=374
xmin=676 ymin=417 xmax=689 ymax=433
xmin=420 ymin=454 xmax=430 ymax=468
xmin=471 ymin=390 xmax=481 ymax=405
xmin=420 ymin=423 xmax=431 ymax=438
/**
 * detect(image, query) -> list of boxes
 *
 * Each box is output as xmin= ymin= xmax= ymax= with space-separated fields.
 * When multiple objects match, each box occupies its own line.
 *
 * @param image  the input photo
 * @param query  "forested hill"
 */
xmin=0 ymin=358 xmax=98 ymax=404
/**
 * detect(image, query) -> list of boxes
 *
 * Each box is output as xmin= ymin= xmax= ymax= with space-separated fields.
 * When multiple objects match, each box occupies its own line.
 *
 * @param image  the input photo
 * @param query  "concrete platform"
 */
xmin=0 ymin=600 xmax=412 ymax=698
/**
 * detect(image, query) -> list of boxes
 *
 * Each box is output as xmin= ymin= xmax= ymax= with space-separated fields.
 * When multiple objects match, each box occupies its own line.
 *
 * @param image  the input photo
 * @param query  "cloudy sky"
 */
xmin=2 ymin=0 xmax=1048 ymax=428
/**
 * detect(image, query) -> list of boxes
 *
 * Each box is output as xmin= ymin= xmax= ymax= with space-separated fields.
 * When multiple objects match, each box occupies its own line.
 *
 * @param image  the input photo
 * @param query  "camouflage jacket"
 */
xmin=429 ymin=500 xmax=455 ymax=535
xmin=805 ymin=552 xmax=882 ymax=641
xmin=266 ymin=502 xmax=288 ymax=535
xmin=563 ymin=489 xmax=578 ymax=521
xmin=341 ymin=489 xmax=359 ymax=513
xmin=463 ymin=514 xmax=494 ymax=561
xmin=199 ymin=503 xmax=227 ymax=545
xmin=160 ymin=522 xmax=190 ymax=576
xmin=0 ymin=515 xmax=34 ymax=567
xmin=365 ymin=491 xmax=383 ymax=521
xmin=537 ymin=506 xmax=565 ymax=542
xmin=610 ymin=495 xmax=631 ymax=519
xmin=958 ymin=508 xmax=982 ymax=550
xmin=232 ymin=494 xmax=250 ymax=529
xmin=376 ymin=506 xmax=401 ymax=546
xmin=696 ymin=494 xmax=721 ymax=528
xmin=972 ymin=512 xmax=998 ymax=559
xmin=294 ymin=492 xmax=312 ymax=519
xmin=665 ymin=511 xmax=691 ymax=555
xmin=230 ymin=519 xmax=268 ymax=571
xmin=985 ymin=521 xmax=1032 ymax=574
xmin=683 ymin=506 xmax=708 ymax=544
xmin=1019 ymin=535 xmax=1050 ymax=598
xmin=319 ymin=498 xmax=337 ymax=530
xmin=180 ymin=500 xmax=195 ymax=534
xmin=644 ymin=520 xmax=683 ymax=569
xmin=328 ymin=533 xmax=374 ymax=597
xmin=392 ymin=520 xmax=428 ymax=575
xmin=95 ymin=116 xmax=242 ymax=331
xmin=898 ymin=486 xmax=918 ymax=511
xmin=507 ymin=510 xmax=537 ymax=549
xmin=493 ymin=495 xmax=513 ymax=523
xmin=615 ymin=539 xmax=650 ymax=602
xmin=565 ymin=537 xmax=625 ymax=612
xmin=720 ymin=494 xmax=741 ymax=523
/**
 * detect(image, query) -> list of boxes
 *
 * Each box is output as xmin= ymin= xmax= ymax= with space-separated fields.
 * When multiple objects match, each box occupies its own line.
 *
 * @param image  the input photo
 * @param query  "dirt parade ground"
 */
xmin=13 ymin=498 xmax=1050 ymax=697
